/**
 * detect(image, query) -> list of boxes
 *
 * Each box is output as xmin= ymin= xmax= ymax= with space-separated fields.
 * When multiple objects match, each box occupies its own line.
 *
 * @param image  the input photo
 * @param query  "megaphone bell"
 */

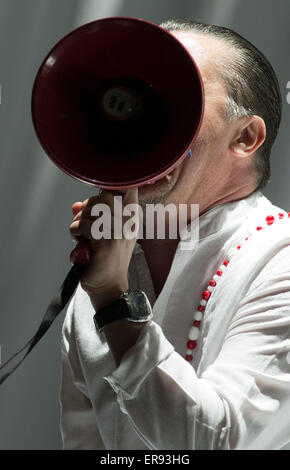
xmin=32 ymin=17 xmax=204 ymax=189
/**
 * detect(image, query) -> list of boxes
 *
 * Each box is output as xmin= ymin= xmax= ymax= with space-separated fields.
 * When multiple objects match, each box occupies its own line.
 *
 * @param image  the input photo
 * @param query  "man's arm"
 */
xmin=103 ymin=320 xmax=148 ymax=369
xmin=69 ymin=189 xmax=144 ymax=369
xmin=89 ymin=287 xmax=149 ymax=369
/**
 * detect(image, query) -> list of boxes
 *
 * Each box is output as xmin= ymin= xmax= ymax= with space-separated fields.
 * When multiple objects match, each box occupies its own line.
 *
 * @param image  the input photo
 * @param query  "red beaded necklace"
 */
xmin=185 ymin=211 xmax=290 ymax=362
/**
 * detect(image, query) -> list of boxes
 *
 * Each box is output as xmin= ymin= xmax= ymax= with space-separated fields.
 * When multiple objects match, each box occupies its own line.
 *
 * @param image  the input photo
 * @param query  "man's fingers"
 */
xmin=72 ymin=204 xmax=102 ymax=223
xmin=72 ymin=187 xmax=138 ymax=215
xmin=81 ymin=191 xmax=116 ymax=210
xmin=70 ymin=188 xmax=139 ymax=233
xmin=123 ymin=187 xmax=138 ymax=204
xmin=72 ymin=202 xmax=83 ymax=216
xmin=69 ymin=219 xmax=94 ymax=240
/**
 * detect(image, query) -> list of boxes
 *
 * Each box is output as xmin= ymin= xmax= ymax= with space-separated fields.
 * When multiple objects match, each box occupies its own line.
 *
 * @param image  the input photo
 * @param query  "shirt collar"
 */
xmin=135 ymin=190 xmax=265 ymax=253
xmin=179 ymin=191 xmax=264 ymax=239
xmin=185 ymin=190 xmax=264 ymax=240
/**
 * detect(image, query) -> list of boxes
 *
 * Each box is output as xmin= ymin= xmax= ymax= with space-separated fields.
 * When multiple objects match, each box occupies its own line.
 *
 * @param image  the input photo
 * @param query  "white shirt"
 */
xmin=60 ymin=190 xmax=290 ymax=450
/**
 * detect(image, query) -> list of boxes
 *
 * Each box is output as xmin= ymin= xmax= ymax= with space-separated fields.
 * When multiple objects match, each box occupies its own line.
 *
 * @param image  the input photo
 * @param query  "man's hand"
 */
xmin=69 ymin=188 xmax=139 ymax=310
xmin=69 ymin=188 xmax=146 ymax=368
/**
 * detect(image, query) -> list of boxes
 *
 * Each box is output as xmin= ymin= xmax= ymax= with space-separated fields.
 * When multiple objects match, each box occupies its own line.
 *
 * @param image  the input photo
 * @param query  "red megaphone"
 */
xmin=31 ymin=16 xmax=204 ymax=264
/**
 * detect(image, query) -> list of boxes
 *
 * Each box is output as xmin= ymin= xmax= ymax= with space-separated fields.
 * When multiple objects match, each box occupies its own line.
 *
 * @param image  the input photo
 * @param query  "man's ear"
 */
xmin=230 ymin=115 xmax=266 ymax=157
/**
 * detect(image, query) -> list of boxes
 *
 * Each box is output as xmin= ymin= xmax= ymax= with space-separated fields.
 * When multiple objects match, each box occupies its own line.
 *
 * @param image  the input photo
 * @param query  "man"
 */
xmin=60 ymin=20 xmax=290 ymax=450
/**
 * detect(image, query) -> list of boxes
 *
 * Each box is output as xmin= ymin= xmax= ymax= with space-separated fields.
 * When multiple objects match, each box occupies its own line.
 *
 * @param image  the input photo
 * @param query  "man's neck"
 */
xmin=138 ymin=184 xmax=257 ymax=298
xmin=138 ymin=238 xmax=180 ymax=298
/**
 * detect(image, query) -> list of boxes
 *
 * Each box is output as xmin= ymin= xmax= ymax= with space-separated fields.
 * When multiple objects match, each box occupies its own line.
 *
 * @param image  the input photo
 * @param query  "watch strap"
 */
xmin=93 ymin=297 xmax=130 ymax=333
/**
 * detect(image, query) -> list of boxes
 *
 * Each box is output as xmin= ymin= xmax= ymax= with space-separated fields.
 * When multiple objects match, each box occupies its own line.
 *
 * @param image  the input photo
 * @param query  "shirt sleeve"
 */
xmin=60 ymin=297 xmax=106 ymax=450
xmin=103 ymin=249 xmax=290 ymax=450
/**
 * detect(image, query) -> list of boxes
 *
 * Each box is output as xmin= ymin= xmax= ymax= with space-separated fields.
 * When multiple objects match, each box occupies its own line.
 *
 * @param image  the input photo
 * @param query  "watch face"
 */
xmin=125 ymin=290 xmax=152 ymax=320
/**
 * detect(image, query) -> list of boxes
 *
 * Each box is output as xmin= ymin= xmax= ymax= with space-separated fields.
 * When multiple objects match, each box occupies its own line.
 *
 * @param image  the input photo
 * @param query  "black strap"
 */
xmin=94 ymin=298 xmax=128 ymax=332
xmin=0 ymin=263 xmax=85 ymax=386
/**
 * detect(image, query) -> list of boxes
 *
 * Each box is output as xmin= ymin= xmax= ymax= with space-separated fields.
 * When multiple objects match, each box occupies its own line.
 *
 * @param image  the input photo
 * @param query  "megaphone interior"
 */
xmin=32 ymin=17 xmax=204 ymax=189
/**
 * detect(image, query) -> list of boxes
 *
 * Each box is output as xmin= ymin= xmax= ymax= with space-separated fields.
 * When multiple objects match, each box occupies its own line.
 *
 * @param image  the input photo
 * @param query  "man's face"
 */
xmin=138 ymin=31 xmax=240 ymax=209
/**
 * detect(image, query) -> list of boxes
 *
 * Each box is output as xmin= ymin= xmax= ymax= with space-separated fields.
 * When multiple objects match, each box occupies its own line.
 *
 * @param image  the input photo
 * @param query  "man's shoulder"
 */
xmin=239 ymin=191 xmax=290 ymax=243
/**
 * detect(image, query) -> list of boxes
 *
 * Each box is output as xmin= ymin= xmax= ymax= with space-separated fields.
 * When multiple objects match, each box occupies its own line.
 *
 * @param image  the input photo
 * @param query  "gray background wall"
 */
xmin=0 ymin=0 xmax=289 ymax=449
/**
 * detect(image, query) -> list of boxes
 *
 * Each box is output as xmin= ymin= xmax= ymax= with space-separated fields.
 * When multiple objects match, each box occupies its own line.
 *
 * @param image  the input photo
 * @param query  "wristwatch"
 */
xmin=93 ymin=289 xmax=153 ymax=333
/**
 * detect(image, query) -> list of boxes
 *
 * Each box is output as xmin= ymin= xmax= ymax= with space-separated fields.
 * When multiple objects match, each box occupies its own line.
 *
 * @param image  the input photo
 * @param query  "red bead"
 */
xmin=216 ymin=270 xmax=223 ymax=276
xmin=202 ymin=290 xmax=211 ymax=300
xmin=266 ymin=215 xmax=275 ymax=225
xmin=279 ymin=213 xmax=284 ymax=219
xmin=209 ymin=279 xmax=216 ymax=287
xmin=237 ymin=245 xmax=241 ymax=250
xmin=256 ymin=226 xmax=263 ymax=231
xmin=223 ymin=260 xmax=229 ymax=266
xmin=194 ymin=320 xmax=201 ymax=327
xmin=288 ymin=212 xmax=290 ymax=218
xmin=197 ymin=305 xmax=205 ymax=312
xmin=186 ymin=354 xmax=193 ymax=362
xmin=187 ymin=340 xmax=197 ymax=349
xmin=245 ymin=237 xmax=249 ymax=241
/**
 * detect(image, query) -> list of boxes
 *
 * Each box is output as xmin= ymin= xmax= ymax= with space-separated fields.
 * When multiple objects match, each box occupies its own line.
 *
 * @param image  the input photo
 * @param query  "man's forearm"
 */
xmin=90 ymin=288 xmax=148 ymax=368
xmin=103 ymin=320 xmax=148 ymax=367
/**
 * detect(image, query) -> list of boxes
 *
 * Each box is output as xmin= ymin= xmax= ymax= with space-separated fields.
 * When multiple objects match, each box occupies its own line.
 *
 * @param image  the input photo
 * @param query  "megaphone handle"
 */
xmin=70 ymin=237 xmax=91 ymax=266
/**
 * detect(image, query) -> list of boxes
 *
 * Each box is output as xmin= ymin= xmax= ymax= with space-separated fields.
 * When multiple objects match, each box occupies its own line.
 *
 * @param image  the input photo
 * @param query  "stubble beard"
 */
xmin=138 ymin=167 xmax=180 ymax=212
